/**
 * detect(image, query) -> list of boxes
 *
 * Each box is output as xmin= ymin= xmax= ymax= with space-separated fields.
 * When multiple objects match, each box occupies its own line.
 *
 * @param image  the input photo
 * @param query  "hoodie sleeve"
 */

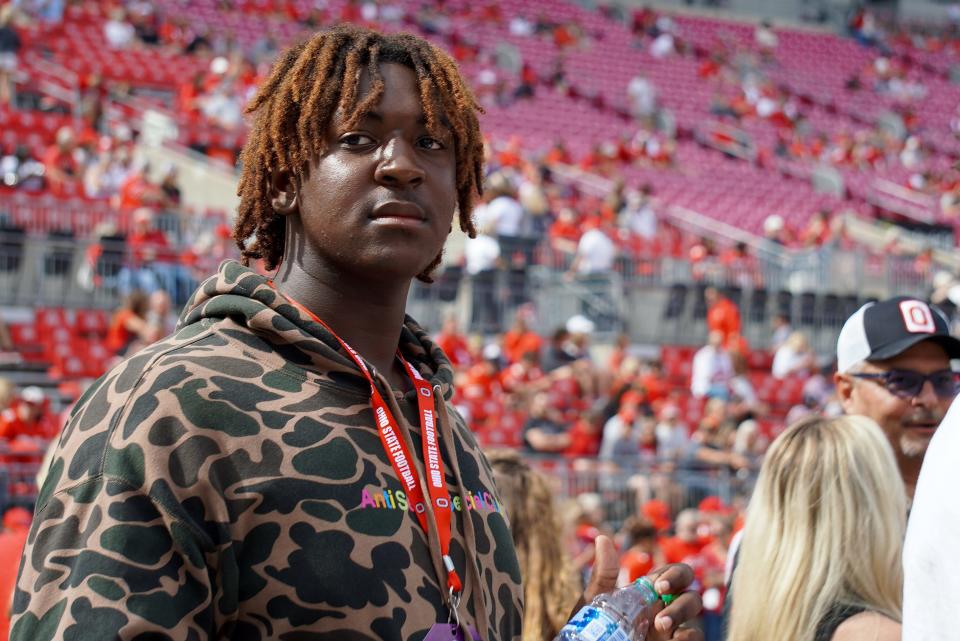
xmin=11 ymin=473 xmax=221 ymax=641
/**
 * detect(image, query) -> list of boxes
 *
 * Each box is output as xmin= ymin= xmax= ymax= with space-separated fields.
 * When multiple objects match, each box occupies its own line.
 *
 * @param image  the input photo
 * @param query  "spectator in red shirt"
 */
xmin=177 ymin=72 xmax=205 ymax=116
xmin=564 ymin=411 xmax=603 ymax=458
xmin=607 ymin=333 xmax=631 ymax=374
xmin=502 ymin=309 xmax=543 ymax=364
xmin=434 ymin=315 xmax=471 ymax=368
xmin=128 ymin=208 xmax=172 ymax=263
xmin=688 ymin=514 xmax=733 ymax=641
xmin=501 ymin=350 xmax=544 ymax=399
xmin=42 ymin=126 xmax=81 ymax=193
xmin=639 ymin=360 xmax=669 ymax=405
xmin=116 ymin=162 xmax=165 ymax=211
xmin=106 ymin=290 xmax=158 ymax=357
xmin=618 ymin=517 xmax=666 ymax=584
xmin=549 ymin=207 xmax=582 ymax=260
xmin=0 ymin=386 xmax=58 ymax=441
xmin=545 ymin=141 xmax=571 ymax=165
xmin=660 ymin=508 xmax=708 ymax=564
xmin=705 ymin=286 xmax=741 ymax=349
xmin=124 ymin=208 xmax=195 ymax=304
xmin=799 ymin=210 xmax=833 ymax=248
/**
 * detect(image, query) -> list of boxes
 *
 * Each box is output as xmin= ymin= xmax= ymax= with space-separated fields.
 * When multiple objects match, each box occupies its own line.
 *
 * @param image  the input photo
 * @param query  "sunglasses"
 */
xmin=851 ymin=369 xmax=960 ymax=399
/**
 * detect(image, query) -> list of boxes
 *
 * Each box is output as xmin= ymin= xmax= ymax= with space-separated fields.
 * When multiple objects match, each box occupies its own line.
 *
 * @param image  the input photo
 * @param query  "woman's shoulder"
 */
xmin=831 ymin=611 xmax=901 ymax=641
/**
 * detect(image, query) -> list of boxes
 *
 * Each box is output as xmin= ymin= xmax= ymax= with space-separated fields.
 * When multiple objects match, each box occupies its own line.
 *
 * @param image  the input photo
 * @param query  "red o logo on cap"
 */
xmin=900 ymin=300 xmax=936 ymax=334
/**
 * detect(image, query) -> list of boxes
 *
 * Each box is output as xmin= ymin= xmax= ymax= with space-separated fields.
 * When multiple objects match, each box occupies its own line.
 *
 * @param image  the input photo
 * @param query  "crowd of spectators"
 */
xmin=3 ymin=0 xmax=949 ymax=324
xmin=442 ymin=288 xmax=826 ymax=470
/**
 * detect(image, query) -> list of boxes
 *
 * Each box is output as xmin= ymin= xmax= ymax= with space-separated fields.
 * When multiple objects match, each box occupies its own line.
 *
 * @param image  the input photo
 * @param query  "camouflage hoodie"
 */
xmin=12 ymin=261 xmax=523 ymax=641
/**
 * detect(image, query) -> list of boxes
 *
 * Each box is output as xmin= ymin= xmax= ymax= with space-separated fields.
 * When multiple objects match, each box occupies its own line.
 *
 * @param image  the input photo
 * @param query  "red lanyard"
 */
xmin=270 ymin=285 xmax=463 ymax=599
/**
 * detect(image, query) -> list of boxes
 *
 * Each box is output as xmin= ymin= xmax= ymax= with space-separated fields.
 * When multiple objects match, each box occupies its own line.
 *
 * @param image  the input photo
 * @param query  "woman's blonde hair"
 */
xmin=486 ymin=450 xmax=579 ymax=641
xmin=727 ymin=415 xmax=906 ymax=641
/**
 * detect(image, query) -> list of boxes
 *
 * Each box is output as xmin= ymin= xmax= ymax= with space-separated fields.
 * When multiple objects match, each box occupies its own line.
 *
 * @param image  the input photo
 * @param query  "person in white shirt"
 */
xmin=620 ymin=187 xmax=657 ymax=240
xmin=627 ymin=74 xmax=657 ymax=121
xmin=464 ymin=227 xmax=501 ymax=332
xmin=771 ymin=330 xmax=815 ymax=379
xmin=691 ymin=331 xmax=734 ymax=398
xmin=572 ymin=221 xmax=616 ymax=275
xmin=771 ymin=313 xmax=792 ymax=350
xmin=104 ymin=9 xmax=135 ymax=49
xmin=464 ymin=228 xmax=500 ymax=276
xmin=902 ymin=396 xmax=960 ymax=641
xmin=655 ymin=404 xmax=690 ymax=460
xmin=484 ymin=174 xmax=526 ymax=237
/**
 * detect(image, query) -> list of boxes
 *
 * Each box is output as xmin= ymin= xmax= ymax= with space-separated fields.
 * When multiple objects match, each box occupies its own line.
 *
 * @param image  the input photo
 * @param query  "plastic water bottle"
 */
xmin=556 ymin=578 xmax=660 ymax=641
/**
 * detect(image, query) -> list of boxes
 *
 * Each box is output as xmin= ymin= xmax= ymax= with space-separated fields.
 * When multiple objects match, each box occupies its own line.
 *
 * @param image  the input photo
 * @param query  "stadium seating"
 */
xmin=5 ymin=0 xmax=958 ymax=239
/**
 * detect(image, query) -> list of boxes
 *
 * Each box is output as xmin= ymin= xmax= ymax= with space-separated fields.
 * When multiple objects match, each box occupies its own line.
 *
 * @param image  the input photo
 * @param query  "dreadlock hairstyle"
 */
xmin=234 ymin=24 xmax=484 ymax=282
xmin=486 ymin=449 xmax=579 ymax=641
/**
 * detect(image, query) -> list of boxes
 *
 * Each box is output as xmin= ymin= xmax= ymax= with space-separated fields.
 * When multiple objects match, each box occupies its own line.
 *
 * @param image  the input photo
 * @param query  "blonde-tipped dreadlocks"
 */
xmin=233 ymin=24 xmax=484 ymax=282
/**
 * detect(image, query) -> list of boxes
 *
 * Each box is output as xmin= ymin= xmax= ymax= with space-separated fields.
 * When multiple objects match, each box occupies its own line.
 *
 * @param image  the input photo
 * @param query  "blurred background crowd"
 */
xmin=1 ymin=0 xmax=960 ymax=638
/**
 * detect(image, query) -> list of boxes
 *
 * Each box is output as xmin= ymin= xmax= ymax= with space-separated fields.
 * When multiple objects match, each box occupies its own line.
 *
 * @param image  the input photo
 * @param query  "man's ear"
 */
xmin=269 ymin=169 xmax=299 ymax=215
xmin=834 ymin=371 xmax=857 ymax=411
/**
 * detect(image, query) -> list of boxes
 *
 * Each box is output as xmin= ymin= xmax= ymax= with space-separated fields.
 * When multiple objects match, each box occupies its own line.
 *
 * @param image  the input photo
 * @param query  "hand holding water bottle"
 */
xmin=564 ymin=535 xmax=703 ymax=641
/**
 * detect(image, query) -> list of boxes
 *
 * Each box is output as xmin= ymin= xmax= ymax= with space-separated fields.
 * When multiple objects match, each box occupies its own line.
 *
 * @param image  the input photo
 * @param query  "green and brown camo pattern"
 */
xmin=11 ymin=261 xmax=523 ymax=641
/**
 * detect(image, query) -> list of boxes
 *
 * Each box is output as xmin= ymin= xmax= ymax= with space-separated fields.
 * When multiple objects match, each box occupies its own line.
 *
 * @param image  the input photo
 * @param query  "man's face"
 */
xmin=18 ymin=401 xmax=41 ymax=422
xmin=290 ymin=62 xmax=457 ymax=282
xmin=838 ymin=340 xmax=954 ymax=464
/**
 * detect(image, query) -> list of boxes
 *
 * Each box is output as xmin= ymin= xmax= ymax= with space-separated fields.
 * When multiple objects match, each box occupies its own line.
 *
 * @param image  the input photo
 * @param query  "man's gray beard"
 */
xmin=900 ymin=433 xmax=931 ymax=459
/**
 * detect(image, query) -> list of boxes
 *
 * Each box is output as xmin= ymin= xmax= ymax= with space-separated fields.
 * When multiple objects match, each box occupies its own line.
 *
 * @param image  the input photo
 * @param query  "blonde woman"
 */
xmin=487 ymin=450 xmax=581 ymax=641
xmin=727 ymin=415 xmax=905 ymax=641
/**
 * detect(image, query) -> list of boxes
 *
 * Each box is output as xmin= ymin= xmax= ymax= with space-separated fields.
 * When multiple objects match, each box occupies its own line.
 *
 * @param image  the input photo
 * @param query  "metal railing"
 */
xmin=0 ymin=231 xmax=227 ymax=308
xmin=523 ymin=455 xmax=758 ymax=529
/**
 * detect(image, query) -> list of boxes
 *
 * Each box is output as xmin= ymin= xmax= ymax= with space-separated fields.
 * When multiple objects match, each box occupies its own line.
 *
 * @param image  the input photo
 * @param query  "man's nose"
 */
xmin=374 ymin=137 xmax=425 ymax=188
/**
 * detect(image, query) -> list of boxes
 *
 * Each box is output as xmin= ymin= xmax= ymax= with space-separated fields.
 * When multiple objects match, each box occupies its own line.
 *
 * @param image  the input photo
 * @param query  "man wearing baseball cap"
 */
xmin=834 ymin=296 xmax=960 ymax=498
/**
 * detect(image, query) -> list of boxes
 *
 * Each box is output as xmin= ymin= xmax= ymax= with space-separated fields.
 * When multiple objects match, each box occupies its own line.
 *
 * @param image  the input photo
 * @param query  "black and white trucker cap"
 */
xmin=836 ymin=297 xmax=960 ymax=373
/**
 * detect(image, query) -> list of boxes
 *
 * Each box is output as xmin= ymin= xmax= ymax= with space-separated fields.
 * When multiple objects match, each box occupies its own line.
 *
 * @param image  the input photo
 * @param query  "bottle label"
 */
xmin=559 ymin=606 xmax=631 ymax=641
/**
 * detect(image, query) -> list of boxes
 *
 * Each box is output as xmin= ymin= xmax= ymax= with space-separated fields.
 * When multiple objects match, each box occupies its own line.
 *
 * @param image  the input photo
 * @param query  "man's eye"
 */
xmin=418 ymin=136 xmax=445 ymax=150
xmin=341 ymin=134 xmax=375 ymax=146
xmin=888 ymin=373 xmax=914 ymax=387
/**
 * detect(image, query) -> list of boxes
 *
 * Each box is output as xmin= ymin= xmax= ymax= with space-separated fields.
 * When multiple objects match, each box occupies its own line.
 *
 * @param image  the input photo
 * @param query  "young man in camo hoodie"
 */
xmin=12 ymin=25 xmax=701 ymax=641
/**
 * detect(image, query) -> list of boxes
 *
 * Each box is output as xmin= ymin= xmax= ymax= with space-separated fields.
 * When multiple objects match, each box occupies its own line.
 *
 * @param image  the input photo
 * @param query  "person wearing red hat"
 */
xmin=641 ymin=498 xmax=673 ymax=533
xmin=698 ymin=496 xmax=731 ymax=516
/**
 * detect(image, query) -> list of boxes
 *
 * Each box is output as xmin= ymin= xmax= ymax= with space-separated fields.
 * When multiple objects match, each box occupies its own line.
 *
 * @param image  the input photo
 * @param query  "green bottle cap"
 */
xmin=635 ymin=577 xmax=675 ymax=606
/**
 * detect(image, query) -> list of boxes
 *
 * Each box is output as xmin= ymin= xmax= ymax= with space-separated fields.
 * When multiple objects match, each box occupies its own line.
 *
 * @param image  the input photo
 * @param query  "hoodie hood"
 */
xmin=178 ymin=260 xmax=456 ymax=401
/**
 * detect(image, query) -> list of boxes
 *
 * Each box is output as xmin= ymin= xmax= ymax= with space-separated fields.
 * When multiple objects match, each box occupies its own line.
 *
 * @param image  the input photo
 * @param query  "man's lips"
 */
xmin=370 ymin=200 xmax=426 ymax=221
xmin=903 ymin=422 xmax=938 ymax=434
